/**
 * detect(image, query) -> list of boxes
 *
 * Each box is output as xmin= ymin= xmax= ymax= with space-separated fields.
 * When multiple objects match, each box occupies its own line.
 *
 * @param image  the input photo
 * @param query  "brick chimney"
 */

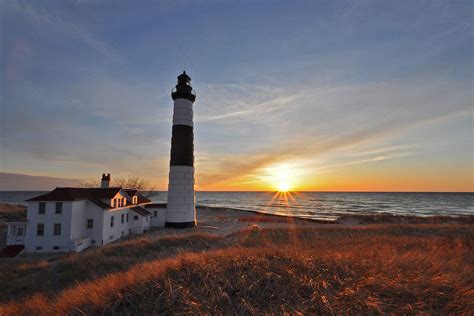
xmin=101 ymin=173 xmax=111 ymax=188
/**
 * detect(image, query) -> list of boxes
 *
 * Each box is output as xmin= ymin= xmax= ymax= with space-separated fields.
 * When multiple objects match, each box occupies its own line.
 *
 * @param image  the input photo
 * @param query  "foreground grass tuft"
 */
xmin=1 ymin=225 xmax=473 ymax=314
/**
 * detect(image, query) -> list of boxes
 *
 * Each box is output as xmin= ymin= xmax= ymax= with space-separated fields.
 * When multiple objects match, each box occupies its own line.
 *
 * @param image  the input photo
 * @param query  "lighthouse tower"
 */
xmin=166 ymin=71 xmax=197 ymax=228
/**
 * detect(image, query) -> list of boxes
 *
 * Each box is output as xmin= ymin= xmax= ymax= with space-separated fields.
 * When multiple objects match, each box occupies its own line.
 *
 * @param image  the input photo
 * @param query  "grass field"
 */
xmin=1 ymin=223 xmax=473 ymax=314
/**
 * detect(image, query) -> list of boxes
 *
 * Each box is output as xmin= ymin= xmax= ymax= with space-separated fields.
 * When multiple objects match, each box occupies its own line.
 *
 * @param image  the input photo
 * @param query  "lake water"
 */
xmin=1 ymin=191 xmax=472 ymax=221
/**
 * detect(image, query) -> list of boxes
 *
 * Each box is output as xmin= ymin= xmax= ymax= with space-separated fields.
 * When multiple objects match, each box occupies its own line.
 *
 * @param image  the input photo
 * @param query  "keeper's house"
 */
xmin=5 ymin=174 xmax=166 ymax=254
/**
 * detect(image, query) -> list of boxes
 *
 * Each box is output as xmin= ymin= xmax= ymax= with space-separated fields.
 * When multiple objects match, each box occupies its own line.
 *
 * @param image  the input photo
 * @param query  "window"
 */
xmin=133 ymin=196 xmax=138 ymax=204
xmin=87 ymin=219 xmax=93 ymax=229
xmin=55 ymin=202 xmax=63 ymax=214
xmin=110 ymin=216 xmax=114 ymax=227
xmin=17 ymin=227 xmax=24 ymax=236
xmin=113 ymin=199 xmax=117 ymax=208
xmin=54 ymin=223 xmax=61 ymax=236
xmin=154 ymin=211 xmax=157 ymax=217
xmin=123 ymin=198 xmax=127 ymax=206
xmin=134 ymin=215 xmax=138 ymax=221
xmin=109 ymin=235 xmax=113 ymax=240
xmin=91 ymin=240 xmax=96 ymax=244
xmin=121 ymin=231 xmax=124 ymax=237
xmin=39 ymin=203 xmax=46 ymax=214
xmin=37 ymin=223 xmax=44 ymax=236
xmin=36 ymin=246 xmax=43 ymax=250
xmin=126 ymin=213 xmax=129 ymax=222
xmin=53 ymin=246 xmax=59 ymax=250
xmin=121 ymin=214 xmax=124 ymax=224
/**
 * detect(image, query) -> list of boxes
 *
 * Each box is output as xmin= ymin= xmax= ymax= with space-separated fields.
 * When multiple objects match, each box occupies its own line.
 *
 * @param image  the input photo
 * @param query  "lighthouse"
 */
xmin=166 ymin=71 xmax=197 ymax=228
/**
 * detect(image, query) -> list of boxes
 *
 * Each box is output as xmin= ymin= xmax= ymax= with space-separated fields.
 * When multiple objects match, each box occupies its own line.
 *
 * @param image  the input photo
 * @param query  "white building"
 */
xmin=4 ymin=71 xmax=199 ymax=255
xmin=5 ymin=174 xmax=167 ymax=253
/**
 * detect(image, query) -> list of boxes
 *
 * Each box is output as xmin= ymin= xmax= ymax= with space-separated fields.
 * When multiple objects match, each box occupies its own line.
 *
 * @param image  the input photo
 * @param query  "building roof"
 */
xmin=123 ymin=189 xmax=137 ymax=197
xmin=89 ymin=198 xmax=113 ymax=210
xmin=131 ymin=206 xmax=151 ymax=216
xmin=27 ymin=187 xmax=123 ymax=202
xmin=145 ymin=203 xmax=167 ymax=208
xmin=26 ymin=187 xmax=152 ymax=209
xmin=137 ymin=194 xmax=152 ymax=204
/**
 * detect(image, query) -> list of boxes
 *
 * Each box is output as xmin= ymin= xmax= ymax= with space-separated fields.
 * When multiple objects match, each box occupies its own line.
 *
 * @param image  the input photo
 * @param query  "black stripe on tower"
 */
xmin=170 ymin=125 xmax=194 ymax=166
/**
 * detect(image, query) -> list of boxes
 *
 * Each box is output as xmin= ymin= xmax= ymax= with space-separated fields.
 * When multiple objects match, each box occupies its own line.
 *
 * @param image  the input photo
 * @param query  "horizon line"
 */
xmin=0 ymin=190 xmax=472 ymax=194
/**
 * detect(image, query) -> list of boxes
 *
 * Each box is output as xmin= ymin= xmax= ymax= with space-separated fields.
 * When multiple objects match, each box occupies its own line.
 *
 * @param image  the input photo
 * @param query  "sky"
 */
xmin=0 ymin=0 xmax=473 ymax=191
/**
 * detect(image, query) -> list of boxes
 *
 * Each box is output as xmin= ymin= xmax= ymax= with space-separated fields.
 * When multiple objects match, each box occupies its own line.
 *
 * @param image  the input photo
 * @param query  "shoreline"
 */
xmin=1 ymin=202 xmax=473 ymax=247
xmin=1 ymin=201 xmax=473 ymax=225
xmin=197 ymin=204 xmax=474 ymax=224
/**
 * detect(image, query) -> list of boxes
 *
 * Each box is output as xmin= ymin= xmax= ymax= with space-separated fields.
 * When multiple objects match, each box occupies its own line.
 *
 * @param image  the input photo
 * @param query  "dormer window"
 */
xmin=133 ymin=196 xmax=138 ymax=204
xmin=112 ymin=199 xmax=117 ymax=208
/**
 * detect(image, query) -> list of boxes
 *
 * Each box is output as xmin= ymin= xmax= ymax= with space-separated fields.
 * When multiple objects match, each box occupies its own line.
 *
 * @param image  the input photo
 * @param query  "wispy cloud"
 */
xmin=194 ymin=78 xmax=472 ymax=189
xmin=1 ymin=1 xmax=472 ymax=191
xmin=5 ymin=1 xmax=117 ymax=59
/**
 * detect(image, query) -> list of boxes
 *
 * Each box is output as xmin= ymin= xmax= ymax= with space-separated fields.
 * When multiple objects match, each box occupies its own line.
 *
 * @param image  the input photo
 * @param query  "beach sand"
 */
xmin=1 ymin=202 xmax=472 ymax=248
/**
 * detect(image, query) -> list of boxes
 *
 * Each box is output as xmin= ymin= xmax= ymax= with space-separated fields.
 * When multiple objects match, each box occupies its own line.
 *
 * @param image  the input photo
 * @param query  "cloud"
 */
xmin=194 ymin=78 xmax=472 ymax=188
xmin=4 ymin=1 xmax=117 ymax=59
xmin=0 ymin=172 xmax=82 ymax=191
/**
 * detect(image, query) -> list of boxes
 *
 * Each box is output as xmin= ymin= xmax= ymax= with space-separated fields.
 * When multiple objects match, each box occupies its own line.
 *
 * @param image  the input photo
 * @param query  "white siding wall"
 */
xmin=21 ymin=200 xmax=153 ymax=252
xmin=24 ymin=201 xmax=73 ymax=253
xmin=149 ymin=207 xmax=167 ymax=227
xmin=129 ymin=210 xmax=146 ymax=234
xmin=70 ymin=200 xmax=87 ymax=239
xmin=84 ymin=202 xmax=105 ymax=246
xmin=101 ymin=208 xmax=131 ymax=245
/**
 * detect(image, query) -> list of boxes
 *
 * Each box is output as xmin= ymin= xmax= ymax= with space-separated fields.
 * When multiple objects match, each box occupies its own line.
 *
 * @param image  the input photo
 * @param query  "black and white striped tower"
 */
xmin=166 ymin=71 xmax=197 ymax=228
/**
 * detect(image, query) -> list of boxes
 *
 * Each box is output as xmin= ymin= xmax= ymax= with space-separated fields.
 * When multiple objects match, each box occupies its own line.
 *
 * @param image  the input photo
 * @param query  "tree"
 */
xmin=80 ymin=177 xmax=155 ymax=192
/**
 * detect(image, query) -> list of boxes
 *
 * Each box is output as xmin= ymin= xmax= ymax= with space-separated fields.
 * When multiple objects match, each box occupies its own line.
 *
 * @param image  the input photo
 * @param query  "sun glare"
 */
xmin=270 ymin=164 xmax=294 ymax=192
xmin=277 ymin=182 xmax=290 ymax=192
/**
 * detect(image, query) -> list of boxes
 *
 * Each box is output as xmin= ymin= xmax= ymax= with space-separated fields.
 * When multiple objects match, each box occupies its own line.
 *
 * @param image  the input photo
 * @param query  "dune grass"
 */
xmin=0 ymin=232 xmax=224 ymax=303
xmin=0 ymin=224 xmax=473 ymax=314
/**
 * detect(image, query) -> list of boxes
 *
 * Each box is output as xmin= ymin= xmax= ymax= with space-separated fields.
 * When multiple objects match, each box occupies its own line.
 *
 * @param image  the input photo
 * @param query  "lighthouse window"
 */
xmin=121 ymin=214 xmax=124 ymax=224
xmin=87 ymin=219 xmax=93 ymax=229
xmin=110 ymin=216 xmax=114 ymax=227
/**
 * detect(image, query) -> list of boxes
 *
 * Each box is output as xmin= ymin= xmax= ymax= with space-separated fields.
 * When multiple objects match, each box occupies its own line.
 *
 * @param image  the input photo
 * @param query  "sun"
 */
xmin=277 ymin=181 xmax=291 ymax=192
xmin=270 ymin=165 xmax=294 ymax=192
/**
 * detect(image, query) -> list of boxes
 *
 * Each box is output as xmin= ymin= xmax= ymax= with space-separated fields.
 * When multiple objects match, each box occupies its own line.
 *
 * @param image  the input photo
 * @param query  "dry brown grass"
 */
xmin=1 ymin=224 xmax=473 ymax=315
xmin=0 ymin=232 xmax=224 ymax=303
